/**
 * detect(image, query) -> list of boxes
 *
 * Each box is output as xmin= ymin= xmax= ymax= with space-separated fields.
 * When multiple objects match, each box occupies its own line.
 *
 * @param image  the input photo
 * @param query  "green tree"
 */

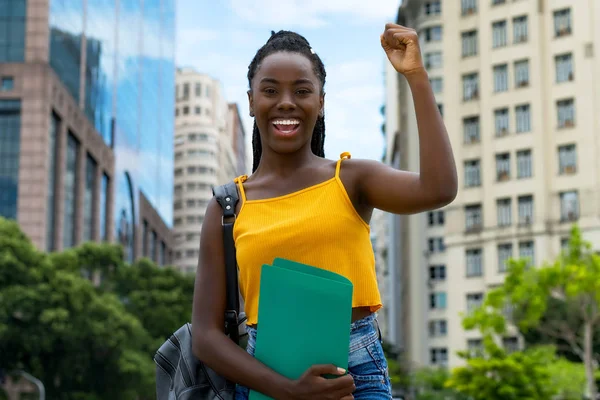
xmin=412 ymin=367 xmax=468 ymax=400
xmin=0 ymin=217 xmax=155 ymax=399
xmin=450 ymin=225 xmax=599 ymax=399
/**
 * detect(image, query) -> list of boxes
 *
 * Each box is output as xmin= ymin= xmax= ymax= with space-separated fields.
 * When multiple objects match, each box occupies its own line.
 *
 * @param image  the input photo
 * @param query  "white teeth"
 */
xmin=273 ymin=119 xmax=299 ymax=125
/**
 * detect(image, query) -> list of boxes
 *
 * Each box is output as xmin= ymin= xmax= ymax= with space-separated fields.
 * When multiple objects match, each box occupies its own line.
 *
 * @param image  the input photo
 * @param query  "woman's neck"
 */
xmin=254 ymin=147 xmax=319 ymax=179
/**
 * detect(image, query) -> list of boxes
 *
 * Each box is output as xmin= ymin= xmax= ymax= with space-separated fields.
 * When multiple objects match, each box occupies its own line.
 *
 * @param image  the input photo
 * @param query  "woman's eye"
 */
xmin=263 ymin=88 xmax=276 ymax=94
xmin=296 ymin=89 xmax=310 ymax=95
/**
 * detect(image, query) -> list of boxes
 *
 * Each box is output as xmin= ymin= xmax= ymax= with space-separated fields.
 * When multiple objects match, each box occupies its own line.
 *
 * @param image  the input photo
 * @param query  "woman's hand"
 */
xmin=381 ymin=23 xmax=425 ymax=77
xmin=283 ymin=364 xmax=355 ymax=400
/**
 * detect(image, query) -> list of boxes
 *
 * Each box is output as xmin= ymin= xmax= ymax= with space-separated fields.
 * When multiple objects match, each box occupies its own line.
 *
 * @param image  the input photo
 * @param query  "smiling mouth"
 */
xmin=272 ymin=119 xmax=300 ymax=135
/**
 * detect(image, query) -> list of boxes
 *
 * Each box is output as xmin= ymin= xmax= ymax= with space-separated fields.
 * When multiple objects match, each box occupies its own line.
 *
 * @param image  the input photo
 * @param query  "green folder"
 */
xmin=249 ymin=258 xmax=354 ymax=400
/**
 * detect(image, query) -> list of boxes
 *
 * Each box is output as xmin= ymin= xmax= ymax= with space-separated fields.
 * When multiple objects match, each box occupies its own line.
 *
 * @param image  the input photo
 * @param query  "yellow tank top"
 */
xmin=233 ymin=152 xmax=382 ymax=325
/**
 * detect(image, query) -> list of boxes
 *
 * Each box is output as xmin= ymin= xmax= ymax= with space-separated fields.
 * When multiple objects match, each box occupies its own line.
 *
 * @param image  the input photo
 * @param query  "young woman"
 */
xmin=192 ymin=24 xmax=457 ymax=400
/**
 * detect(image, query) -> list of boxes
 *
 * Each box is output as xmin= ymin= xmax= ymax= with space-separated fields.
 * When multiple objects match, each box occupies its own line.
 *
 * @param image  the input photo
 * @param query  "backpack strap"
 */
xmin=212 ymin=181 xmax=240 ymax=344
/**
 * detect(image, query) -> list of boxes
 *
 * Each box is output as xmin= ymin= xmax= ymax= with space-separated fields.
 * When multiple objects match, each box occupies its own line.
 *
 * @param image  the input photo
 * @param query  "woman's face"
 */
xmin=249 ymin=51 xmax=324 ymax=156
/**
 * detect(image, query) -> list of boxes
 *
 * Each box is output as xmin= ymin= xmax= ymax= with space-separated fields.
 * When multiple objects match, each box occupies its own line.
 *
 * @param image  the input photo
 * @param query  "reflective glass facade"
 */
xmin=0 ymin=0 xmax=26 ymax=62
xmin=48 ymin=0 xmax=175 ymax=258
xmin=83 ymin=154 xmax=97 ymax=241
xmin=0 ymin=99 xmax=21 ymax=220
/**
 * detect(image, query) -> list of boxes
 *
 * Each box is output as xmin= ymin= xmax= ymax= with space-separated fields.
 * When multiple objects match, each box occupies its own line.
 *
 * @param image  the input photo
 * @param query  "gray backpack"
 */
xmin=154 ymin=181 xmax=245 ymax=400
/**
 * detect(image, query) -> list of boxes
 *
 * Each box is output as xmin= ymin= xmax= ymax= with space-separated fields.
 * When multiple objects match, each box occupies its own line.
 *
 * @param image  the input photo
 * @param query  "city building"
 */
xmin=173 ymin=68 xmax=246 ymax=274
xmin=384 ymin=0 xmax=600 ymax=369
xmin=0 ymin=0 xmax=175 ymax=265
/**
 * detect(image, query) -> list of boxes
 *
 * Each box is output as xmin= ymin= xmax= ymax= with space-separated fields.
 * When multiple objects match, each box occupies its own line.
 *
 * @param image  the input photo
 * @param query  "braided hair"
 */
xmin=248 ymin=30 xmax=326 ymax=172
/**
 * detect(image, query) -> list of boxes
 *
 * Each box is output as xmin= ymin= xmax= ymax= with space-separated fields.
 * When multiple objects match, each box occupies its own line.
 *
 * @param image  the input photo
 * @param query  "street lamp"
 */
xmin=16 ymin=371 xmax=45 ymax=400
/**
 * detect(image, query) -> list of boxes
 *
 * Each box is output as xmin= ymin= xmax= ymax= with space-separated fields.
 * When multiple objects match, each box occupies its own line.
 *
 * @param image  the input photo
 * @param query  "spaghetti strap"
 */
xmin=335 ymin=152 xmax=352 ymax=178
xmin=233 ymin=175 xmax=248 ymax=202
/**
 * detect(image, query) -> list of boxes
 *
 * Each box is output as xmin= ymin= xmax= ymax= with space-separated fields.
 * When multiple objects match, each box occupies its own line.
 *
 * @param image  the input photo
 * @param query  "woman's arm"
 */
xmin=191 ymin=199 xmax=355 ymax=400
xmin=349 ymin=24 xmax=457 ymax=215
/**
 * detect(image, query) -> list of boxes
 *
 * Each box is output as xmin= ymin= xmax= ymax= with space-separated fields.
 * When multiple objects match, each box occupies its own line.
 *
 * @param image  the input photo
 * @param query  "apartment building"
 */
xmin=384 ymin=0 xmax=600 ymax=368
xmin=173 ymin=68 xmax=246 ymax=274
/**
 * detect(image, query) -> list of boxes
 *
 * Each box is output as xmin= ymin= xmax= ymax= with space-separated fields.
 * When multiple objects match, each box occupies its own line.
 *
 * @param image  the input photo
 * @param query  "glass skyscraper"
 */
xmin=0 ymin=0 xmax=175 ymax=262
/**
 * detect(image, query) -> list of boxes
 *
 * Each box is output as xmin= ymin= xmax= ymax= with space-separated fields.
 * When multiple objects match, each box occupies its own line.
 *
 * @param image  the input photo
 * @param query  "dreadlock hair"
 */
xmin=248 ymin=30 xmax=327 ymax=173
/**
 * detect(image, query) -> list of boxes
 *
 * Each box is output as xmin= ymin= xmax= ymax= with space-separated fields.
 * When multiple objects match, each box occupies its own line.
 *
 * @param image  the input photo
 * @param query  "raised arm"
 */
xmin=354 ymin=24 xmax=457 ymax=215
xmin=191 ymin=198 xmax=355 ymax=400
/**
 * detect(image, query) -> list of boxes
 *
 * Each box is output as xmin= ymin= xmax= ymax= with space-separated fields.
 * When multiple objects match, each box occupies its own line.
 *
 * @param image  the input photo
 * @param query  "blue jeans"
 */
xmin=235 ymin=314 xmax=393 ymax=399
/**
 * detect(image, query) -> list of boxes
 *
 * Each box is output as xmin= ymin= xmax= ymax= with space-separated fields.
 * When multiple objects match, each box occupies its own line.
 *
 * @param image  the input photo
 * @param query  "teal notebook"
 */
xmin=249 ymin=258 xmax=354 ymax=400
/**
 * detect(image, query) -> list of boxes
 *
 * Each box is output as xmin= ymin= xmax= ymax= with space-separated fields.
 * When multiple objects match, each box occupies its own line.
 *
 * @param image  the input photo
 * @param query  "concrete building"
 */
xmin=384 ymin=0 xmax=600 ymax=369
xmin=0 ymin=0 xmax=175 ymax=264
xmin=173 ymin=68 xmax=246 ymax=274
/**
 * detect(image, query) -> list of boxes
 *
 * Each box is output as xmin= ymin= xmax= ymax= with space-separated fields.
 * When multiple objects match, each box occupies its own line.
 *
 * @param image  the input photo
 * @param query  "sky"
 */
xmin=175 ymin=0 xmax=401 ymax=165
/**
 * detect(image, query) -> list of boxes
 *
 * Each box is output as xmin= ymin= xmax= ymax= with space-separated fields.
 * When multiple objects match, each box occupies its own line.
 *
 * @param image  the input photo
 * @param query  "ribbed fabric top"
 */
xmin=233 ymin=152 xmax=382 ymax=326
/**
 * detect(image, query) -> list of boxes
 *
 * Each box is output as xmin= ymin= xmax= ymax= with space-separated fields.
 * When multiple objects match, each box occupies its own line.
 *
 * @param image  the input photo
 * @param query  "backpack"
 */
xmin=154 ymin=181 xmax=245 ymax=400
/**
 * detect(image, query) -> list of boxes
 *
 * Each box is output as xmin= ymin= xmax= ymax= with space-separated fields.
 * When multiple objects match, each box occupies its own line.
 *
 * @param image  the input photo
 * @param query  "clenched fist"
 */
xmin=381 ymin=23 xmax=426 ymax=77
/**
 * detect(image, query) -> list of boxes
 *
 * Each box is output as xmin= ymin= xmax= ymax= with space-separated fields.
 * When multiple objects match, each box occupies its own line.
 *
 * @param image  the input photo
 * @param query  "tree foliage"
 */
xmin=0 ymin=217 xmax=195 ymax=399
xmin=451 ymin=225 xmax=599 ymax=399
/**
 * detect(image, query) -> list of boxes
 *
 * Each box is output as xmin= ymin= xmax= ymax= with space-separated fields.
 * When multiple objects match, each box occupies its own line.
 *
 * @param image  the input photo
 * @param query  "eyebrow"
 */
xmin=259 ymin=78 xmax=315 ymax=85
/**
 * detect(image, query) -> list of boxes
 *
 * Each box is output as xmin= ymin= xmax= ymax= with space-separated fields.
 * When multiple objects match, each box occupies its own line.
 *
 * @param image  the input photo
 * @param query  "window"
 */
xmin=429 ymin=320 xmax=447 ymax=337
xmin=561 ymin=237 xmax=570 ymax=252
xmin=423 ymin=26 xmax=443 ymax=42
xmin=513 ymin=16 xmax=528 ymax=43
xmin=493 ymin=64 xmax=508 ymax=92
xmin=430 ymin=348 xmax=448 ymax=366
xmin=560 ymin=191 xmax=579 ymax=221
xmin=517 ymin=149 xmax=532 ymax=178
xmin=195 ymin=106 xmax=201 ymax=115
xmin=1 ymin=77 xmax=14 ymax=91
xmin=464 ymin=159 xmax=481 ymax=187
xmin=492 ymin=0 xmax=506 ymax=5
xmin=497 ymin=198 xmax=512 ymax=227
xmin=518 ymin=195 xmax=534 ymax=225
xmin=430 ymin=292 xmax=447 ymax=309
xmin=100 ymin=174 xmax=109 ymax=241
xmin=183 ymin=106 xmax=189 ymax=115
xmin=424 ymin=1 xmax=442 ymax=15
xmin=503 ymin=337 xmax=519 ymax=353
xmin=428 ymin=211 xmax=445 ymax=226
xmin=425 ymin=52 xmax=442 ymax=69
xmin=496 ymin=153 xmax=510 ymax=181
xmin=195 ymin=82 xmax=202 ymax=96
xmin=519 ymin=241 xmax=535 ymax=266
xmin=466 ymin=292 xmax=484 ymax=312
xmin=492 ymin=20 xmax=507 ymax=48
xmin=557 ymin=99 xmax=575 ymax=128
xmin=515 ymin=104 xmax=531 ymax=133
xmin=555 ymin=53 xmax=573 ymax=83
xmin=558 ymin=144 xmax=577 ymax=174
xmin=514 ymin=59 xmax=529 ymax=87
xmin=437 ymin=103 xmax=443 ymax=117
xmin=498 ymin=243 xmax=513 ymax=272
xmin=461 ymin=0 xmax=477 ymax=15
xmin=495 ymin=108 xmax=509 ymax=136
xmin=0 ymin=1 xmax=26 ymax=62
xmin=429 ymin=265 xmax=446 ymax=281
xmin=46 ymin=113 xmax=59 ymax=250
xmin=182 ymin=83 xmax=189 ymax=100
xmin=462 ymin=30 xmax=478 ymax=57
xmin=466 ymin=249 xmax=483 ymax=277
xmin=63 ymin=133 xmax=80 ymax=249
xmin=205 ymin=85 xmax=211 ymax=97
xmin=463 ymin=116 xmax=480 ymax=143
xmin=462 ymin=73 xmax=479 ymax=100
xmin=0 ymin=100 xmax=21 ymax=220
xmin=430 ymin=77 xmax=443 ymax=93
xmin=428 ymin=237 xmax=445 ymax=253
xmin=83 ymin=154 xmax=98 ymax=242
xmin=554 ymin=9 xmax=571 ymax=37
xmin=467 ymin=339 xmax=483 ymax=356
xmin=465 ymin=204 xmax=482 ymax=231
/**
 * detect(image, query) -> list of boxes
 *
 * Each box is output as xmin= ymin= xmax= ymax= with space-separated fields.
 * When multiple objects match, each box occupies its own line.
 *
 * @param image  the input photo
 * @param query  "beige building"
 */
xmin=173 ymin=68 xmax=246 ymax=274
xmin=383 ymin=0 xmax=600 ymax=369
